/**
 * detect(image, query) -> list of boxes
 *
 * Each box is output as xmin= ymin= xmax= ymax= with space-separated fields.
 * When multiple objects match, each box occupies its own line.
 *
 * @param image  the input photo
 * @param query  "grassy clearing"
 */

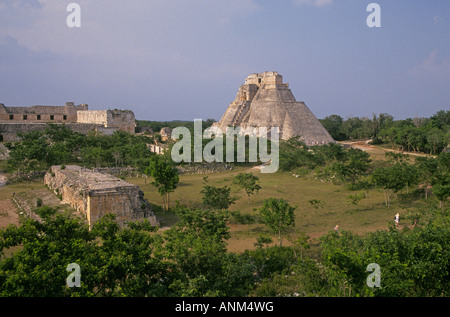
xmin=126 ymin=158 xmax=429 ymax=253
xmin=0 ymin=147 xmax=434 ymax=254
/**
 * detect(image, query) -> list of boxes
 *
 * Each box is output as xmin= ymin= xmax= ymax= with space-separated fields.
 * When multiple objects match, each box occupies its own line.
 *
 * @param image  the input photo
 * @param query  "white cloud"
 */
xmin=293 ymin=0 xmax=333 ymax=8
xmin=409 ymin=50 xmax=450 ymax=79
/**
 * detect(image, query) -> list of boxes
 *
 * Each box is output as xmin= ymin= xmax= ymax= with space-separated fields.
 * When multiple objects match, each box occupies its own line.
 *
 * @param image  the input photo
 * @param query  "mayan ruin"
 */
xmin=44 ymin=165 xmax=159 ymax=228
xmin=1 ymin=1 xmax=448 ymax=301
xmin=0 ymin=102 xmax=136 ymax=142
xmin=214 ymin=71 xmax=335 ymax=145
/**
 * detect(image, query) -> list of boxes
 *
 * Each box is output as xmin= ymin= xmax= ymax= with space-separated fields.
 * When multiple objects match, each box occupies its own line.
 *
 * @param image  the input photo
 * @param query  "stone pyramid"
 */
xmin=214 ymin=71 xmax=335 ymax=145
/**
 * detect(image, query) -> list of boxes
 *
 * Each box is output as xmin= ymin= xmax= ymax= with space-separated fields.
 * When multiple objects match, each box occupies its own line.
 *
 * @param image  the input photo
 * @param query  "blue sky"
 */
xmin=0 ymin=0 xmax=449 ymax=121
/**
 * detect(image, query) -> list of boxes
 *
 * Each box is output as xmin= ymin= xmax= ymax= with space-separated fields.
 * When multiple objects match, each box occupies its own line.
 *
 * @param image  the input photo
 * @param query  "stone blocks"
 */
xmin=44 ymin=165 xmax=159 ymax=228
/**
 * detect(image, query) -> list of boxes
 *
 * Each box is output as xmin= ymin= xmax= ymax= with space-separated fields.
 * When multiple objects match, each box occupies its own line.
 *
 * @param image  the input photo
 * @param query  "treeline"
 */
xmin=3 ymin=124 xmax=261 ymax=178
xmin=320 ymin=110 xmax=449 ymax=154
xmin=136 ymin=119 xmax=216 ymax=134
xmin=4 ymin=125 xmax=155 ymax=176
xmin=0 ymin=201 xmax=448 ymax=297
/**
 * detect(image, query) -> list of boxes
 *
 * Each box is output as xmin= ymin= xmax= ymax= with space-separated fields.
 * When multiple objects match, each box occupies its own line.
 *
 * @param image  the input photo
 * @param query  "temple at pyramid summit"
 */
xmin=214 ymin=71 xmax=335 ymax=145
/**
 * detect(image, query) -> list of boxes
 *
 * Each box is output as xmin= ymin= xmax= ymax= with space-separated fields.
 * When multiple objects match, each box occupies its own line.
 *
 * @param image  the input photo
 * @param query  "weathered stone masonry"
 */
xmin=44 ymin=165 xmax=159 ymax=228
xmin=0 ymin=102 xmax=136 ymax=141
xmin=214 ymin=71 xmax=335 ymax=145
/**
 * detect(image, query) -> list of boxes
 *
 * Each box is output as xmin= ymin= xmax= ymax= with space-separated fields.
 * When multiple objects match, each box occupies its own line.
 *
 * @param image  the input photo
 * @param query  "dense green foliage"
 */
xmin=232 ymin=173 xmax=261 ymax=202
xmin=136 ymin=119 xmax=215 ymax=135
xmin=258 ymin=198 xmax=296 ymax=246
xmin=320 ymin=110 xmax=449 ymax=154
xmin=200 ymin=176 xmax=237 ymax=210
xmin=279 ymin=138 xmax=372 ymax=185
xmin=1 ymin=114 xmax=448 ymax=297
xmin=279 ymin=133 xmax=449 ymax=211
xmin=1 ymin=202 xmax=448 ymax=297
xmin=4 ymin=125 xmax=154 ymax=175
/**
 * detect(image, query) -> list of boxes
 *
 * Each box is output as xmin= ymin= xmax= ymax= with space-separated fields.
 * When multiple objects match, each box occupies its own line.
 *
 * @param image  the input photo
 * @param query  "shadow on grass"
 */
xmin=149 ymin=203 xmax=180 ymax=228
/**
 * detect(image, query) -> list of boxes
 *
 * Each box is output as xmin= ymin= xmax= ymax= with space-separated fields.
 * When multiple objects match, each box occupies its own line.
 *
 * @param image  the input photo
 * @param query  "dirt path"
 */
xmin=339 ymin=140 xmax=433 ymax=157
xmin=0 ymin=199 xmax=19 ymax=228
xmin=0 ymin=172 xmax=20 ymax=228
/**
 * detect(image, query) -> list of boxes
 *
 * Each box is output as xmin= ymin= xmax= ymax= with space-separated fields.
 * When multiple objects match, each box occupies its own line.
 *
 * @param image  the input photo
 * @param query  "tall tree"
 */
xmin=144 ymin=156 xmax=179 ymax=211
xmin=431 ymin=152 xmax=450 ymax=212
xmin=372 ymin=165 xmax=406 ymax=207
xmin=415 ymin=156 xmax=438 ymax=199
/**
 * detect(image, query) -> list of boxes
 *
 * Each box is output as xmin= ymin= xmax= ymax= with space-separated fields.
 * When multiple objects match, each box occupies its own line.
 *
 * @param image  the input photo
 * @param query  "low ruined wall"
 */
xmin=44 ymin=165 xmax=159 ymax=228
xmin=93 ymin=167 xmax=142 ymax=178
xmin=176 ymin=162 xmax=234 ymax=175
xmin=77 ymin=110 xmax=135 ymax=134
xmin=108 ymin=110 xmax=135 ymax=132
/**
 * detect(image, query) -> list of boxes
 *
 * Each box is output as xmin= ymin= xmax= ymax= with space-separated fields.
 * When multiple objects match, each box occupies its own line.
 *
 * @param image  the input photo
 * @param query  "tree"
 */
xmin=0 ymin=208 xmax=167 ymax=297
xmin=144 ymin=156 xmax=179 ymax=211
xmin=399 ymin=163 xmax=420 ymax=194
xmin=233 ymin=173 xmax=261 ymax=203
xmin=426 ymin=128 xmax=447 ymax=155
xmin=332 ymin=148 xmax=372 ymax=184
xmin=320 ymin=115 xmax=345 ymax=141
xmin=415 ymin=156 xmax=438 ymax=199
xmin=200 ymin=177 xmax=237 ymax=210
xmin=431 ymin=152 xmax=450 ymax=212
xmin=432 ymin=182 xmax=450 ymax=213
xmin=81 ymin=146 xmax=109 ymax=168
xmin=5 ymin=131 xmax=49 ymax=175
xmin=162 ymin=207 xmax=249 ymax=296
xmin=258 ymin=198 xmax=296 ymax=246
xmin=372 ymin=165 xmax=406 ymax=207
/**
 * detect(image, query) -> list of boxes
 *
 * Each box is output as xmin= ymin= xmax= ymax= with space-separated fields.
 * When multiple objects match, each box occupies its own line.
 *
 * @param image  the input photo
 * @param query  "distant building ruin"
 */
xmin=159 ymin=127 xmax=172 ymax=142
xmin=148 ymin=143 xmax=167 ymax=155
xmin=214 ymin=71 xmax=335 ymax=145
xmin=0 ymin=102 xmax=136 ymax=142
xmin=44 ymin=165 xmax=159 ymax=228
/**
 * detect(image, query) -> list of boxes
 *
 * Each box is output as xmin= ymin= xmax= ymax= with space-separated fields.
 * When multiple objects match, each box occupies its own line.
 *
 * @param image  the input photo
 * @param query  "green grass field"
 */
xmin=126 ymin=159 xmax=429 ymax=253
xmin=0 ymin=144 xmax=435 ymax=254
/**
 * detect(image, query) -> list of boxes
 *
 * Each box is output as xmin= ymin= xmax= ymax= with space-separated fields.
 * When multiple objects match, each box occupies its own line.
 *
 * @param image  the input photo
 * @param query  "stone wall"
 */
xmin=77 ymin=110 xmax=109 ymax=125
xmin=0 ymin=102 xmax=136 ymax=141
xmin=176 ymin=162 xmax=234 ymax=174
xmin=107 ymin=110 xmax=136 ymax=134
xmin=0 ymin=102 xmax=87 ymax=123
xmin=77 ymin=109 xmax=135 ymax=134
xmin=44 ymin=165 xmax=159 ymax=228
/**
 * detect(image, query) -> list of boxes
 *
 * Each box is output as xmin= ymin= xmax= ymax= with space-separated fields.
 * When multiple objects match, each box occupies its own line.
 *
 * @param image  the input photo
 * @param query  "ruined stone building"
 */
xmin=44 ymin=165 xmax=159 ymax=228
xmin=148 ymin=143 xmax=167 ymax=155
xmin=214 ymin=71 xmax=335 ymax=145
xmin=0 ymin=102 xmax=136 ymax=142
xmin=159 ymin=127 xmax=172 ymax=142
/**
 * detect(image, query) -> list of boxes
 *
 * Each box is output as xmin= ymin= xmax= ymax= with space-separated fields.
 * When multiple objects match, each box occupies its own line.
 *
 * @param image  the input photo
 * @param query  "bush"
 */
xmin=229 ymin=211 xmax=259 ymax=224
xmin=369 ymin=137 xmax=383 ymax=145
